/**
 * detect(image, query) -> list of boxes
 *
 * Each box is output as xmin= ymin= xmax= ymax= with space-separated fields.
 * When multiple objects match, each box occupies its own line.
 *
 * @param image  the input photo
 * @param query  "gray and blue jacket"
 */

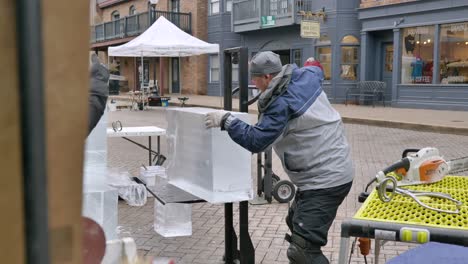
xmin=224 ymin=64 xmax=353 ymax=191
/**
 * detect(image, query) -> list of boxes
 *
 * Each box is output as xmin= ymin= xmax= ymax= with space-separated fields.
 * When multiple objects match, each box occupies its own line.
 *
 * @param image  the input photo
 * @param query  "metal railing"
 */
xmin=232 ymin=0 xmax=315 ymax=26
xmin=295 ymin=0 xmax=314 ymax=13
xmin=261 ymin=0 xmax=292 ymax=17
xmin=91 ymin=10 xmax=191 ymax=43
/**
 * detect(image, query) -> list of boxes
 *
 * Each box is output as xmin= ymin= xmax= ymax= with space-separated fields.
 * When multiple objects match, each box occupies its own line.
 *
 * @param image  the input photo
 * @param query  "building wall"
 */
xmin=180 ymin=0 xmax=209 ymax=95
xmin=359 ymin=0 xmax=468 ymax=110
xmin=207 ymin=0 xmax=242 ymax=96
xmin=208 ymin=0 xmax=361 ymax=100
xmin=360 ymin=0 xmax=417 ymax=9
xmin=101 ymin=0 xmax=164 ymax=22
xmin=94 ymin=0 xmax=210 ymax=95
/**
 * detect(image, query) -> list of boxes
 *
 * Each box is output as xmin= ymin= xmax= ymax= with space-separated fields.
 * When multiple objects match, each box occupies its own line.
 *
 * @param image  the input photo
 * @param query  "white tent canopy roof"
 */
xmin=108 ymin=16 xmax=219 ymax=57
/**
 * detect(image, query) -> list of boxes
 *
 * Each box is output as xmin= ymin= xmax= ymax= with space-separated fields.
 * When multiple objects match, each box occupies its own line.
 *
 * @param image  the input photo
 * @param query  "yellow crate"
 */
xmin=354 ymin=176 xmax=468 ymax=230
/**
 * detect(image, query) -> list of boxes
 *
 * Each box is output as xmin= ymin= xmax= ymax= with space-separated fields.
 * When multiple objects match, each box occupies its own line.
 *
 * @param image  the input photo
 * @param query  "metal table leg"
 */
xmin=157 ymin=135 xmax=160 ymax=162
xmin=338 ymin=236 xmax=351 ymax=264
xmin=148 ymin=136 xmax=152 ymax=165
xmin=375 ymin=239 xmax=381 ymax=264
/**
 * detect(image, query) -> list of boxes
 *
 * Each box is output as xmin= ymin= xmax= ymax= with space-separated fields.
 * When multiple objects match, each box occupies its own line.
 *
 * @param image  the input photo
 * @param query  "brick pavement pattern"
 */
xmin=108 ymin=108 xmax=468 ymax=264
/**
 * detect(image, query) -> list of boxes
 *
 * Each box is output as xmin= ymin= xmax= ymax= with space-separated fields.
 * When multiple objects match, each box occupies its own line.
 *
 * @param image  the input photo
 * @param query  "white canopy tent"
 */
xmin=108 ymin=16 xmax=219 ymax=94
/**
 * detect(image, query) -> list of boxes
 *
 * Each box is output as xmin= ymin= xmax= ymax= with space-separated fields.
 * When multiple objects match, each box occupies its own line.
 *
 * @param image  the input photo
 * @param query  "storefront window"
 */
xmin=439 ymin=22 xmax=468 ymax=84
xmin=316 ymin=35 xmax=331 ymax=81
xmin=293 ymin=49 xmax=302 ymax=66
xmin=340 ymin=35 xmax=359 ymax=80
xmin=401 ymin=26 xmax=435 ymax=84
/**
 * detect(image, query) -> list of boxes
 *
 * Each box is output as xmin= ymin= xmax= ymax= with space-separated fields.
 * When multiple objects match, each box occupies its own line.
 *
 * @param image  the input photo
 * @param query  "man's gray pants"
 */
xmin=286 ymin=181 xmax=352 ymax=264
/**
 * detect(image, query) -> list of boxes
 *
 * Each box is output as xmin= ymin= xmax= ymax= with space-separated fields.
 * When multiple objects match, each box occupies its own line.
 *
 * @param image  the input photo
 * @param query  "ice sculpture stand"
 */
xmin=107 ymin=126 xmax=166 ymax=165
xmin=134 ymin=176 xmax=253 ymax=264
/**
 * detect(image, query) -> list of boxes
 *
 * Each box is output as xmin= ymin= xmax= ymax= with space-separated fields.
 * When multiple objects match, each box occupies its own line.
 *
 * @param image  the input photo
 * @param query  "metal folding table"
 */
xmin=107 ymin=126 xmax=166 ymax=166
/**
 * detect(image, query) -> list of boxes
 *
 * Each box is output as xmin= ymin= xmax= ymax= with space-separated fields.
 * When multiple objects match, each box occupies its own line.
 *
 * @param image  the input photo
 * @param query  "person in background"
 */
xmin=303 ymin=57 xmax=324 ymax=71
xmin=88 ymin=53 xmax=109 ymax=135
xmin=205 ymin=51 xmax=353 ymax=264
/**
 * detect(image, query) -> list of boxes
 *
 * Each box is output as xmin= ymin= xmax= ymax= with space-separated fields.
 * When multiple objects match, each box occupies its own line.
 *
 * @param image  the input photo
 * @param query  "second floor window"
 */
xmin=171 ymin=0 xmax=180 ymax=12
xmin=210 ymin=0 xmax=220 ymax=15
xmin=210 ymin=55 xmax=220 ymax=82
xmin=111 ymin=11 xmax=120 ymax=21
xmin=226 ymin=0 xmax=232 ymax=12
xmin=129 ymin=5 xmax=136 ymax=15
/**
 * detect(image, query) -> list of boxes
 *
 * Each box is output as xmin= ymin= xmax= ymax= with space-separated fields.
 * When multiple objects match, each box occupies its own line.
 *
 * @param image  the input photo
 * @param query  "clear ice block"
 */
xmin=165 ymin=107 xmax=253 ymax=203
xmin=154 ymin=200 xmax=192 ymax=237
xmin=82 ymin=111 xmax=118 ymax=240
xmin=83 ymin=111 xmax=108 ymax=188
xmin=82 ymin=185 xmax=118 ymax=240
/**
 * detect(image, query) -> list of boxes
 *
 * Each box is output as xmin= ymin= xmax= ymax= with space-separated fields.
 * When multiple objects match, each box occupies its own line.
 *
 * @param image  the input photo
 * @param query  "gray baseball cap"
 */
xmin=250 ymin=51 xmax=283 ymax=76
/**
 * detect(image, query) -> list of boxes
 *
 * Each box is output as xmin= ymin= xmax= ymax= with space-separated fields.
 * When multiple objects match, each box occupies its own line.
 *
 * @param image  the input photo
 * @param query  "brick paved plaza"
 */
xmin=107 ymin=108 xmax=468 ymax=264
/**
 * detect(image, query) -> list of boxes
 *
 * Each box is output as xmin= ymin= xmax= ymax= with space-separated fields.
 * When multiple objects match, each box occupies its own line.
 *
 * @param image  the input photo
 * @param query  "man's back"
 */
xmin=269 ymin=65 xmax=354 ymax=191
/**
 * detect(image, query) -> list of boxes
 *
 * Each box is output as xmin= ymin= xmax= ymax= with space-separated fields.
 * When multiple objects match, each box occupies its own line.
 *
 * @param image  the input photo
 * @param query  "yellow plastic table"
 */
xmin=338 ymin=176 xmax=468 ymax=264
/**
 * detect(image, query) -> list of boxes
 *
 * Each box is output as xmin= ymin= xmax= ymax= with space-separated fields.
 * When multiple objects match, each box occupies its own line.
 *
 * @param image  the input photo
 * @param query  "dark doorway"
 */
xmin=275 ymin=49 xmax=290 ymax=65
xmin=171 ymin=57 xmax=180 ymax=93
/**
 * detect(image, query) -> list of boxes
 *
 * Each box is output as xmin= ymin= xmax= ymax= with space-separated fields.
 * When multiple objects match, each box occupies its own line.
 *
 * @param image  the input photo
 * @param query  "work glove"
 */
xmin=205 ymin=110 xmax=230 ymax=129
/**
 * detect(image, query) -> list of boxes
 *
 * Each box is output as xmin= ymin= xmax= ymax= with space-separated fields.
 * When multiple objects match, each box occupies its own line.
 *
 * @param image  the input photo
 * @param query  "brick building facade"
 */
xmin=91 ymin=0 xmax=210 ymax=95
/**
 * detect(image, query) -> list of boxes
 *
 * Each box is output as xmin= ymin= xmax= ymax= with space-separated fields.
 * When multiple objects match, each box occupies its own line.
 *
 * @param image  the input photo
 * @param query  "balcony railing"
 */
xmin=91 ymin=10 xmax=191 ymax=44
xmin=232 ymin=0 xmax=314 ymax=32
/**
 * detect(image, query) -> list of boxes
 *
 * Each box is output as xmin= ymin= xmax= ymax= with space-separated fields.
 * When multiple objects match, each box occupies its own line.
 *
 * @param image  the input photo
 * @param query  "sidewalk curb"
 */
xmin=341 ymin=117 xmax=468 ymax=136
xmin=177 ymin=102 xmax=468 ymax=136
xmin=110 ymin=96 xmax=468 ymax=136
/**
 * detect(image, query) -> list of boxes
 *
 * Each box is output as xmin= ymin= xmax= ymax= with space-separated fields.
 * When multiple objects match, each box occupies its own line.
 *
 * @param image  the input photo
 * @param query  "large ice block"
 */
xmin=82 ymin=111 xmax=118 ymax=240
xmin=83 ymin=111 xmax=108 ymax=188
xmin=82 ymin=185 xmax=118 ymax=240
xmin=166 ymin=107 xmax=253 ymax=203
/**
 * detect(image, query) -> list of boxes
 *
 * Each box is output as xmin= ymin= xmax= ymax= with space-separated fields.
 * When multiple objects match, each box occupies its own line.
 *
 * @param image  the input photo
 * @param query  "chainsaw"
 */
xmin=365 ymin=147 xmax=468 ymax=214
xmin=375 ymin=147 xmax=468 ymax=186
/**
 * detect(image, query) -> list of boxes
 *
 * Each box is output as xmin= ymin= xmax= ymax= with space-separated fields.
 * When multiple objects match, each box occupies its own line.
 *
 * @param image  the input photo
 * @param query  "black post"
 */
xmin=223 ymin=50 xmax=232 ymax=110
xmin=264 ymin=148 xmax=273 ymax=203
xmin=239 ymin=201 xmax=255 ymax=263
xmin=16 ymin=0 xmax=50 ymax=263
xmin=224 ymin=203 xmax=234 ymax=264
xmin=238 ymin=47 xmax=249 ymax=112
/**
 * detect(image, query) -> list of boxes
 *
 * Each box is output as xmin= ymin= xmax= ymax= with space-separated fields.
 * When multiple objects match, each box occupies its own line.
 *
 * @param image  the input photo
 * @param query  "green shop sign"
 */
xmin=261 ymin=16 xmax=276 ymax=27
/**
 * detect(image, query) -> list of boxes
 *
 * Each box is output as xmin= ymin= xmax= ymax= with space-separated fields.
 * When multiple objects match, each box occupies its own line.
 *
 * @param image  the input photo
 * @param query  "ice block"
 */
xmin=165 ymin=107 xmax=253 ymax=203
xmin=83 ymin=111 xmax=108 ymax=188
xmin=154 ymin=201 xmax=192 ymax=237
xmin=82 ymin=111 xmax=118 ymax=240
xmin=82 ymin=185 xmax=118 ymax=240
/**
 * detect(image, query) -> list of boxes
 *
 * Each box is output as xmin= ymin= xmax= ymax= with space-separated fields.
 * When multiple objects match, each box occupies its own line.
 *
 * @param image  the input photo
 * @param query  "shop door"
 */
xmin=171 ymin=58 xmax=180 ymax=93
xmin=381 ymin=43 xmax=393 ymax=100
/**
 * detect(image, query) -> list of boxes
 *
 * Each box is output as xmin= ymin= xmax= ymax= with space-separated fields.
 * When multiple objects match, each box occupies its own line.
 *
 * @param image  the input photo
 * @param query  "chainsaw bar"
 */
xmin=448 ymin=156 xmax=468 ymax=174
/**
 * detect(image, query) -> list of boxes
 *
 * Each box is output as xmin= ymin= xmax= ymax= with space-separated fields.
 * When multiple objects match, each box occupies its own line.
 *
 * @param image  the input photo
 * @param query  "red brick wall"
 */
xmin=360 ymin=0 xmax=417 ymax=8
xmin=180 ymin=0 xmax=209 ymax=95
